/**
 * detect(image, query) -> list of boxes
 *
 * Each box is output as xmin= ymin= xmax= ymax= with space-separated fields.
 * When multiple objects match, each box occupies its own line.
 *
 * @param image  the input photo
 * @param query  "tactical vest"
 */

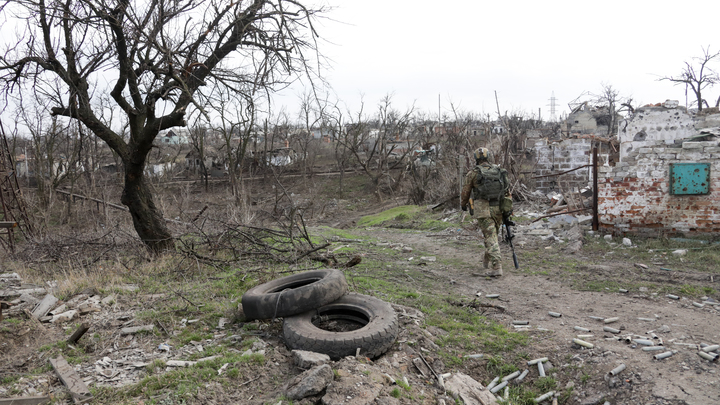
xmin=472 ymin=164 xmax=507 ymax=205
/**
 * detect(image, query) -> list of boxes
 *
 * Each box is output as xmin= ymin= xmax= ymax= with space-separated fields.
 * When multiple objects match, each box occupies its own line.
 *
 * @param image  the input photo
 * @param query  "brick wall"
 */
xmin=617 ymin=106 xmax=696 ymax=161
xmin=533 ymin=138 xmax=601 ymax=193
xmin=598 ymin=139 xmax=720 ymax=235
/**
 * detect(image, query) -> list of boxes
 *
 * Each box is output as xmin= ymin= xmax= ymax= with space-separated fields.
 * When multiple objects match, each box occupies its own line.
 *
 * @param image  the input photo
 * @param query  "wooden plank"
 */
xmin=0 ymin=396 xmax=50 ymax=405
xmin=49 ymin=356 xmax=92 ymax=404
xmin=0 ymin=221 xmax=17 ymax=228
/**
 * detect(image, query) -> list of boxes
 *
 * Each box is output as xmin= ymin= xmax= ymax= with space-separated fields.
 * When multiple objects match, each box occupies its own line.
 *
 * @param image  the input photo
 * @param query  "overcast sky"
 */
xmin=275 ymin=0 xmax=720 ymax=120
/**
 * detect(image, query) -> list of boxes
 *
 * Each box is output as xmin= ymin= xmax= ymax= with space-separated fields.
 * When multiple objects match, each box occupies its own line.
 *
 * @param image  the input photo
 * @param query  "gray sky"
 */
xmin=276 ymin=0 xmax=720 ymax=120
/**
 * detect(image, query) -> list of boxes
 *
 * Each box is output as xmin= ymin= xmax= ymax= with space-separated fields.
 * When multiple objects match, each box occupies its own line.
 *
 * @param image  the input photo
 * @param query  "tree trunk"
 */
xmin=121 ymin=164 xmax=174 ymax=253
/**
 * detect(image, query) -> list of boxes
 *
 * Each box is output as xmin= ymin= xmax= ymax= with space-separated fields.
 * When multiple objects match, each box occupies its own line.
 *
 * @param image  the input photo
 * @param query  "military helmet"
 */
xmin=473 ymin=147 xmax=490 ymax=162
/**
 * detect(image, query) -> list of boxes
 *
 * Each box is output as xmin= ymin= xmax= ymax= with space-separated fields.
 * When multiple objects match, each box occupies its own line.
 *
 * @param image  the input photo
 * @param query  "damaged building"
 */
xmin=598 ymin=103 xmax=720 ymax=235
xmin=530 ymin=99 xmax=719 ymax=236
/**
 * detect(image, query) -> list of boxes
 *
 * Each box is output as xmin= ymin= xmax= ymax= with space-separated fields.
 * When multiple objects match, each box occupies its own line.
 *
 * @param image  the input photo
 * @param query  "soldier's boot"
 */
xmin=484 ymin=262 xmax=503 ymax=278
xmin=483 ymin=252 xmax=490 ymax=269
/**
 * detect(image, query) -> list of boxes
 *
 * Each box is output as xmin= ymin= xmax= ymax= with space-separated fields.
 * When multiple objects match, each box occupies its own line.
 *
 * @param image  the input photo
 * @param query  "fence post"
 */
xmin=592 ymin=146 xmax=599 ymax=231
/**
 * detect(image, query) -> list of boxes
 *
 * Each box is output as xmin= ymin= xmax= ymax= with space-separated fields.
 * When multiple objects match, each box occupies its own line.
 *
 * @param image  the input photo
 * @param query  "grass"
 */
xmin=9 ymin=197 xmax=716 ymax=404
xmin=357 ymin=205 xmax=421 ymax=227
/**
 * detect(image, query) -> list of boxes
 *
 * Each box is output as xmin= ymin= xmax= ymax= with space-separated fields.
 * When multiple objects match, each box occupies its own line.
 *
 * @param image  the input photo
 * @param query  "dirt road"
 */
xmin=351 ymin=222 xmax=720 ymax=405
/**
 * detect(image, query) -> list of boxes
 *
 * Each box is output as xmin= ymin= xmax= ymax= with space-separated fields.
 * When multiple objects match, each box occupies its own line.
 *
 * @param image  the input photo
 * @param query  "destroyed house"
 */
xmin=597 ymin=103 xmax=720 ymax=235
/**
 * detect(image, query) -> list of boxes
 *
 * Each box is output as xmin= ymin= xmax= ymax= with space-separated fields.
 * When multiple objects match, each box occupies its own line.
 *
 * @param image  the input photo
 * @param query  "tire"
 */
xmin=283 ymin=293 xmax=398 ymax=360
xmin=241 ymin=269 xmax=348 ymax=320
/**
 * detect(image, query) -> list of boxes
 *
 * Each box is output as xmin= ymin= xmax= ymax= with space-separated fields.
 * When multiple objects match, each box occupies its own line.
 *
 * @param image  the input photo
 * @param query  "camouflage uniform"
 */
xmin=460 ymin=161 xmax=508 ymax=276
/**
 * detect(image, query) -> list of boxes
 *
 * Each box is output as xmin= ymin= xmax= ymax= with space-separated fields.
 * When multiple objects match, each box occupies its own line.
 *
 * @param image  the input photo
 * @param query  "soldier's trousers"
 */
xmin=478 ymin=206 xmax=503 ymax=269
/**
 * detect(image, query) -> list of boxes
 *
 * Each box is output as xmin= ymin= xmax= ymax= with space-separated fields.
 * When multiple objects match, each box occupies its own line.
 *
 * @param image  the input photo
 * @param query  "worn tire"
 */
xmin=283 ymin=293 xmax=398 ymax=360
xmin=241 ymin=269 xmax=348 ymax=320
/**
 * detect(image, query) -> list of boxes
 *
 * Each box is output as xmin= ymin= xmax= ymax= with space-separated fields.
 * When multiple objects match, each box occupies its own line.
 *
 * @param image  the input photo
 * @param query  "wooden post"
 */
xmin=67 ymin=323 xmax=90 ymax=344
xmin=592 ymin=146 xmax=599 ymax=231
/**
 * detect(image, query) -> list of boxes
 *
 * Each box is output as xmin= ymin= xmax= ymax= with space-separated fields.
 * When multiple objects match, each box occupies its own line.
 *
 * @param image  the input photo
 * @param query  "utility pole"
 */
xmin=438 ymin=94 xmax=441 ymax=124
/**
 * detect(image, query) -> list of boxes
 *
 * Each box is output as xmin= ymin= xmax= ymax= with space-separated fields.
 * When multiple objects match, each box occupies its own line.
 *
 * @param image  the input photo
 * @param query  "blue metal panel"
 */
xmin=669 ymin=163 xmax=710 ymax=195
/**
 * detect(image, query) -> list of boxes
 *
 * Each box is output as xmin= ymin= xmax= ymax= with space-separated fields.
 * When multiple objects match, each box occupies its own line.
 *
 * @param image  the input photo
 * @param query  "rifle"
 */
xmin=503 ymin=215 xmax=519 ymax=269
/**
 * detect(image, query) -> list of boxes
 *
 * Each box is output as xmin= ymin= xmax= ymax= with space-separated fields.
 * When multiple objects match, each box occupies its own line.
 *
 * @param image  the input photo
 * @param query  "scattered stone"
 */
xmin=292 ymin=350 xmax=331 ymax=369
xmin=321 ymin=372 xmax=383 ymax=405
xmin=50 ymin=310 xmax=78 ymax=323
xmin=48 ymin=304 xmax=67 ymax=316
xmin=166 ymin=360 xmax=196 ymax=367
xmin=580 ymin=394 xmax=607 ymax=405
xmin=606 ymin=376 xmax=622 ymax=388
xmin=528 ymin=229 xmax=553 ymax=236
xmin=375 ymin=397 xmax=400 ymax=405
xmin=622 ymin=238 xmax=632 ymax=246
xmin=284 ymin=364 xmax=334 ymax=401
xmin=671 ymin=249 xmax=687 ymax=256
xmin=634 ymin=263 xmax=648 ymax=269
xmin=444 ymin=372 xmax=498 ymax=405
xmin=77 ymin=304 xmax=101 ymax=315
xmin=603 ymin=235 xmax=612 ymax=242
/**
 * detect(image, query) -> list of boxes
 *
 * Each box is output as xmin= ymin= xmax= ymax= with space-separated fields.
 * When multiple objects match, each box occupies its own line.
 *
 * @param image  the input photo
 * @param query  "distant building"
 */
xmin=158 ymin=128 xmax=191 ymax=145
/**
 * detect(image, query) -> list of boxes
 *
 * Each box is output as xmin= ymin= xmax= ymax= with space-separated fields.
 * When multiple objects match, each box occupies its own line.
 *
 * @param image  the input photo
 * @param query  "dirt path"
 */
xmin=353 ymin=225 xmax=720 ymax=405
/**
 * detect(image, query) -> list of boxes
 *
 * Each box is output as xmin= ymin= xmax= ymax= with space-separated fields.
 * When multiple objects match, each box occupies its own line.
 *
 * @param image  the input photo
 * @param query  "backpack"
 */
xmin=472 ymin=164 xmax=508 ymax=203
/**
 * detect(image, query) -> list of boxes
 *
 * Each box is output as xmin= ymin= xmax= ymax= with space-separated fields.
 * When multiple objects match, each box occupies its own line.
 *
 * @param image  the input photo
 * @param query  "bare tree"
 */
xmin=16 ymin=99 xmax=86 ymax=213
xmin=325 ymin=104 xmax=353 ymax=197
xmin=205 ymin=85 xmax=255 ymax=201
xmin=591 ymin=83 xmax=633 ymax=135
xmin=187 ymin=123 xmax=211 ymax=190
xmin=660 ymin=47 xmax=720 ymax=111
xmin=0 ymin=0 xmax=325 ymax=252
xmin=337 ymin=95 xmax=417 ymax=200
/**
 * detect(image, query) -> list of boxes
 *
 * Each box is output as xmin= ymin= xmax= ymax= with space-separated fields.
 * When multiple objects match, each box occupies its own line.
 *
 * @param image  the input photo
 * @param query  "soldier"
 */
xmin=460 ymin=147 xmax=512 ymax=277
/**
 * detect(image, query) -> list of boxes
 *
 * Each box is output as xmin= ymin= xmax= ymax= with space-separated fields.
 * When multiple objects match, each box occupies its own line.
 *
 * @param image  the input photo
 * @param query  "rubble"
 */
xmin=292 ymin=350 xmax=331 ymax=369
xmin=283 ymin=364 xmax=334 ymax=400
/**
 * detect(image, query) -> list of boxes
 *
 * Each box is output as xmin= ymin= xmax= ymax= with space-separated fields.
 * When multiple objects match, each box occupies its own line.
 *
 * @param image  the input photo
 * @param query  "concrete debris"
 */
xmin=444 ymin=372 xmax=499 ymax=405
xmin=292 ymin=350 xmax=331 ymax=369
xmin=50 ymin=355 xmax=93 ymax=403
xmin=49 ymin=309 xmax=77 ymax=324
xmin=31 ymin=294 xmax=58 ymax=318
xmin=121 ymin=324 xmax=155 ymax=335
